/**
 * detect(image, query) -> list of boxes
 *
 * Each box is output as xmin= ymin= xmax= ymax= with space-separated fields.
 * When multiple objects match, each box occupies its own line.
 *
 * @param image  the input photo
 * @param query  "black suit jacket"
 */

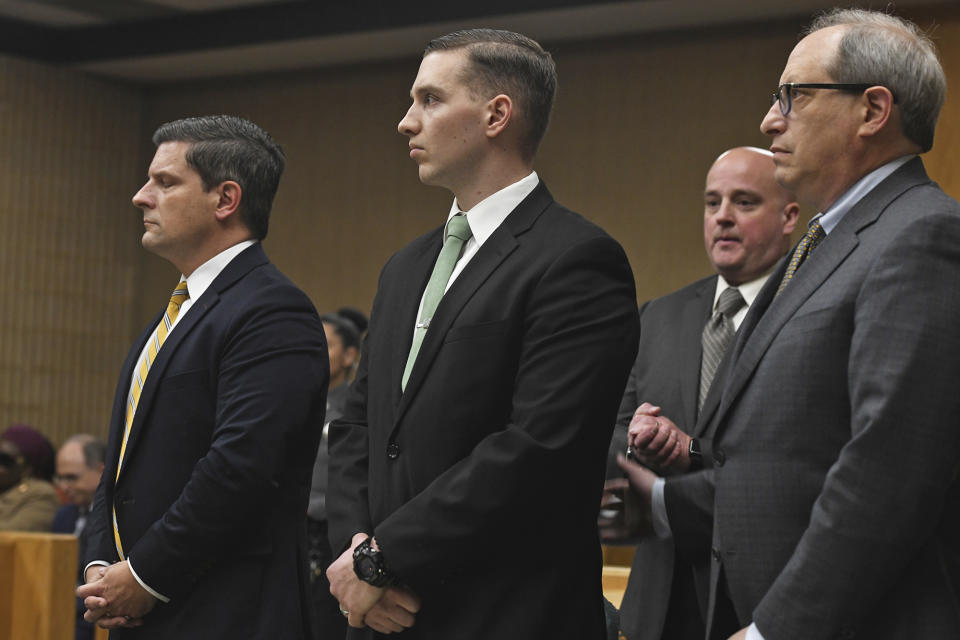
xmin=708 ymin=158 xmax=960 ymax=639
xmin=328 ymin=182 xmax=639 ymax=639
xmin=86 ymin=244 xmax=328 ymax=639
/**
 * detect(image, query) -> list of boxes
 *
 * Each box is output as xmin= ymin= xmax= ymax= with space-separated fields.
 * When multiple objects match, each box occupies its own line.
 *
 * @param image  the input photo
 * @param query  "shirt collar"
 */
xmin=715 ymin=271 xmax=771 ymax=310
xmin=183 ymin=240 xmax=257 ymax=300
xmin=816 ymin=155 xmax=915 ymax=234
xmin=445 ymin=171 xmax=539 ymax=247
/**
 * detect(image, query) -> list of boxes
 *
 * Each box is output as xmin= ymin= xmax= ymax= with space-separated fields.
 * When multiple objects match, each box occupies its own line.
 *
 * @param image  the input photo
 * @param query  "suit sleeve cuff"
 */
xmin=127 ymin=558 xmax=171 ymax=603
xmin=746 ymin=622 xmax=766 ymax=640
xmin=651 ymin=477 xmax=672 ymax=539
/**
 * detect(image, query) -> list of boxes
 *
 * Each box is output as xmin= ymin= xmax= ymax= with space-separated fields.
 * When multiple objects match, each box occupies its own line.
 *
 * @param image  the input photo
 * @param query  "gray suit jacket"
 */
xmin=708 ymin=158 xmax=960 ymax=640
xmin=614 ymin=275 xmax=727 ymax=640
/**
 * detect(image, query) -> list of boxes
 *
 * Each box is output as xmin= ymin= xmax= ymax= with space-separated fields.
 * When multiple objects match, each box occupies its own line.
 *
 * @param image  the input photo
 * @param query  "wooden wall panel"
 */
xmin=138 ymin=9 xmax=958 ymax=324
xmin=0 ymin=56 xmax=143 ymax=446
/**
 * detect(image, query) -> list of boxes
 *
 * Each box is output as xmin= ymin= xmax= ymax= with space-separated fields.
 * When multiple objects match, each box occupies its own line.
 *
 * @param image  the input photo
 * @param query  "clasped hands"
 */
xmin=77 ymin=560 xmax=157 ymax=629
xmin=600 ymin=403 xmax=692 ymax=541
xmin=327 ymin=533 xmax=421 ymax=634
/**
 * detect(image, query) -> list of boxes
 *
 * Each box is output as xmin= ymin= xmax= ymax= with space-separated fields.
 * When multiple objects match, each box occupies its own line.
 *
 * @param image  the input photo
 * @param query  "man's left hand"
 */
xmin=728 ymin=627 xmax=749 ymax=640
xmin=327 ymin=533 xmax=386 ymax=628
xmin=77 ymin=561 xmax=156 ymax=627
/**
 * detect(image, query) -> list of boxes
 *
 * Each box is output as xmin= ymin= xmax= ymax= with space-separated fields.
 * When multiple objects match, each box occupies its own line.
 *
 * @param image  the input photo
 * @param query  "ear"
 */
xmin=484 ymin=94 xmax=513 ymax=139
xmin=858 ymin=86 xmax=895 ymax=138
xmin=213 ymin=181 xmax=242 ymax=222
xmin=781 ymin=202 xmax=801 ymax=236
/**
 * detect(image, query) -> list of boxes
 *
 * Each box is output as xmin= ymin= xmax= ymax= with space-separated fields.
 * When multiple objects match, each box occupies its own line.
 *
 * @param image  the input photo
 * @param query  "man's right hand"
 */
xmin=78 ymin=563 xmax=144 ymax=629
xmin=363 ymin=586 xmax=421 ymax=634
xmin=627 ymin=402 xmax=691 ymax=471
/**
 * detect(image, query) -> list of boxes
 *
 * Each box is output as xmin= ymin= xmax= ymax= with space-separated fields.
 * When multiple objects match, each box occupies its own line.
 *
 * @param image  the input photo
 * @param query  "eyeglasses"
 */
xmin=771 ymin=83 xmax=893 ymax=116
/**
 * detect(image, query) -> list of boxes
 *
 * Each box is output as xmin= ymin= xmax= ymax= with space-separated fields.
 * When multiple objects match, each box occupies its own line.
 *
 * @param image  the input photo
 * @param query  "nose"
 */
xmin=132 ymin=182 xmax=152 ymax=209
xmin=398 ymin=104 xmax=418 ymax=137
xmin=760 ymin=101 xmax=784 ymax=137
xmin=714 ymin=199 xmax=736 ymax=224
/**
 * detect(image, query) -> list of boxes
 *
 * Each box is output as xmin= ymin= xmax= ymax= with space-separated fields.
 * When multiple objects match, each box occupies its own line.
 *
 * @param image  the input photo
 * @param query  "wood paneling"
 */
xmin=0 ymin=56 xmax=143 ymax=446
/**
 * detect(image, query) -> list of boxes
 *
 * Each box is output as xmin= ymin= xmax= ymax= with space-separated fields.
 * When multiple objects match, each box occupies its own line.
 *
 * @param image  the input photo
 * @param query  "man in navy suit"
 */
xmin=326 ymin=29 xmax=639 ymax=639
xmin=78 ymin=115 xmax=327 ymax=639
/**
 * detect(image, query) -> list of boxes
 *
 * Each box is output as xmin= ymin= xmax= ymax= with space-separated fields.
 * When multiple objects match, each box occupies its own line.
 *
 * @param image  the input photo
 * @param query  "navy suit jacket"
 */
xmin=86 ymin=244 xmax=328 ymax=639
xmin=328 ymin=182 xmax=639 ymax=639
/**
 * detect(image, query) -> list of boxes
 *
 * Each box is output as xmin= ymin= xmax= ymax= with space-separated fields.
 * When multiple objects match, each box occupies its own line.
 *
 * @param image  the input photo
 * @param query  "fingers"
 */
xmin=387 ymin=587 xmax=421 ymax=614
xmin=634 ymin=402 xmax=661 ymax=417
xmin=96 ymin=615 xmax=143 ymax=629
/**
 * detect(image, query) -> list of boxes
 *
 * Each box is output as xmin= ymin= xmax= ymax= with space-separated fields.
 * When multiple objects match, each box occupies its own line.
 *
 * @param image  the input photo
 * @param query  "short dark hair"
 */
xmin=805 ymin=8 xmax=946 ymax=152
xmin=320 ymin=313 xmax=361 ymax=351
xmin=424 ymin=29 xmax=557 ymax=160
xmin=152 ymin=115 xmax=286 ymax=239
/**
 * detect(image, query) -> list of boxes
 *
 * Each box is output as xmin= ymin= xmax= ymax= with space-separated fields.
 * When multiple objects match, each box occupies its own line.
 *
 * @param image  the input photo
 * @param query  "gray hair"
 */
xmin=805 ymin=8 xmax=946 ymax=152
xmin=63 ymin=434 xmax=106 ymax=469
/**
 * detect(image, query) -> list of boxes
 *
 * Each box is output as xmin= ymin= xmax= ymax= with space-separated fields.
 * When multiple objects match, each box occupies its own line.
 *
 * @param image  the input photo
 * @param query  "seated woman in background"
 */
xmin=0 ymin=423 xmax=58 ymax=531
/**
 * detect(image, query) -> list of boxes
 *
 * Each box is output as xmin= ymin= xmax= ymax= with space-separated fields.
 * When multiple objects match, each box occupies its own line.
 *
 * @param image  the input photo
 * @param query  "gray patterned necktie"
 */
xmin=402 ymin=214 xmax=473 ymax=391
xmin=699 ymin=287 xmax=745 ymax=411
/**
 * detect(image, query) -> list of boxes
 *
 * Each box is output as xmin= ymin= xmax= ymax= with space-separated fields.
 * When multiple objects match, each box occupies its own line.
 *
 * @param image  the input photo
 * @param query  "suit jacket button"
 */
xmin=387 ymin=443 xmax=400 ymax=459
xmin=711 ymin=547 xmax=722 ymax=561
xmin=838 ymin=628 xmax=855 ymax=639
xmin=713 ymin=448 xmax=726 ymax=467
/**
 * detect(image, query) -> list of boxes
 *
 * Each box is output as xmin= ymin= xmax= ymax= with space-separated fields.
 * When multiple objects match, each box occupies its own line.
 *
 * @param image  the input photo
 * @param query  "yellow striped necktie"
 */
xmin=113 ymin=280 xmax=189 ymax=559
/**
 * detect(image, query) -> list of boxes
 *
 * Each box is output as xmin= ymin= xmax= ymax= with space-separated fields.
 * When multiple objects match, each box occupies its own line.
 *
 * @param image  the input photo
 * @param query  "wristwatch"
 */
xmin=688 ymin=437 xmax=703 ymax=471
xmin=353 ymin=537 xmax=397 ymax=587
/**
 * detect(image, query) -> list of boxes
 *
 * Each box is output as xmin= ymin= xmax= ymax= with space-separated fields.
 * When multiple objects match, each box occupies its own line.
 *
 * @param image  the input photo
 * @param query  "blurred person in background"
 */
xmin=308 ymin=312 xmax=362 ymax=639
xmin=0 ymin=423 xmax=58 ymax=531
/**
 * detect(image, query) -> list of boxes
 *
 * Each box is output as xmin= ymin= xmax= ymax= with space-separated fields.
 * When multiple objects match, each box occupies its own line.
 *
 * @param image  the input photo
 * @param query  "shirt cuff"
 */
xmin=746 ymin=622 xmax=765 ymax=640
xmin=83 ymin=560 xmax=110 ymax=580
xmin=127 ymin=558 xmax=170 ymax=603
xmin=651 ymin=477 xmax=672 ymax=539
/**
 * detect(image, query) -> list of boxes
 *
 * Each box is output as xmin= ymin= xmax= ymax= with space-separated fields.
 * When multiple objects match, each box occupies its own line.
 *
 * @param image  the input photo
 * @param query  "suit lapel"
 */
xmin=393 ymin=183 xmax=552 ymax=428
xmin=116 ymin=244 xmax=267 ymax=483
xmin=712 ymin=158 xmax=931 ymax=438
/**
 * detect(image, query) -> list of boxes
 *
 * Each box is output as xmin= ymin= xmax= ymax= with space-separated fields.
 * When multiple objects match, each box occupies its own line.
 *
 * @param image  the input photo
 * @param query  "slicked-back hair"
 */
xmin=805 ymin=8 xmax=946 ymax=152
xmin=152 ymin=115 xmax=286 ymax=239
xmin=424 ymin=29 xmax=557 ymax=161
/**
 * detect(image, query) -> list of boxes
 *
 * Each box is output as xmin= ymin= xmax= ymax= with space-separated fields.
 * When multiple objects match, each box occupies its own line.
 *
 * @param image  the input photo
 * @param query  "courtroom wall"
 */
xmin=0 ymin=56 xmax=144 ymax=445
xmin=138 ymin=7 xmax=959 ymax=325
xmin=0 ymin=6 xmax=955 ymax=444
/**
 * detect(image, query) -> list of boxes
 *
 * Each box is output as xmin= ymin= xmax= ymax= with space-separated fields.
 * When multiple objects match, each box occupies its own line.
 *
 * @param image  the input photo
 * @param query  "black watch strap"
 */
xmin=688 ymin=437 xmax=703 ymax=471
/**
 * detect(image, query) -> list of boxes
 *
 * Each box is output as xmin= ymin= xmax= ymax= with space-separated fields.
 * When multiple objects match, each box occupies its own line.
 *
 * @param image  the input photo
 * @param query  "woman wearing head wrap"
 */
xmin=0 ymin=423 xmax=59 ymax=531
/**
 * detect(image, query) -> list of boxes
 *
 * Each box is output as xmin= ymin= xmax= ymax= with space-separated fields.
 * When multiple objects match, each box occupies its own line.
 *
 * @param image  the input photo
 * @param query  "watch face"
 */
xmin=357 ymin=556 xmax=378 ymax=581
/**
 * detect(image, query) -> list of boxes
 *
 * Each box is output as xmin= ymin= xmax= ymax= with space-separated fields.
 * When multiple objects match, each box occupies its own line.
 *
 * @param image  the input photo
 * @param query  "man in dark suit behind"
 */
xmin=610 ymin=147 xmax=798 ymax=640
xmin=326 ymin=29 xmax=639 ymax=639
xmin=78 ymin=115 xmax=328 ymax=639
xmin=703 ymin=9 xmax=960 ymax=639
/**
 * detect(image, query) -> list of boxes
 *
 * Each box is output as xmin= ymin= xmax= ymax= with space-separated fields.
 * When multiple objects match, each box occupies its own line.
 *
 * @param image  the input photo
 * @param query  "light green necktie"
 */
xmin=402 ymin=214 xmax=472 ymax=391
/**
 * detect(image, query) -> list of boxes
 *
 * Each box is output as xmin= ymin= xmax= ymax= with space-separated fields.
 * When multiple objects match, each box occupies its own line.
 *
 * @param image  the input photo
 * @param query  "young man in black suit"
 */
xmin=326 ymin=29 xmax=639 ymax=639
